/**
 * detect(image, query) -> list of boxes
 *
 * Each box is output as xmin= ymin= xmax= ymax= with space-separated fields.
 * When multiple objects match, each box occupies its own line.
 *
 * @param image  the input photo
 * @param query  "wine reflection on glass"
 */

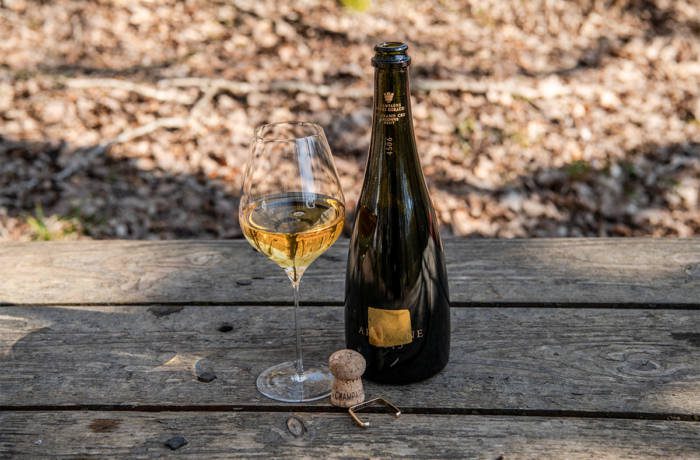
xmin=239 ymin=122 xmax=345 ymax=402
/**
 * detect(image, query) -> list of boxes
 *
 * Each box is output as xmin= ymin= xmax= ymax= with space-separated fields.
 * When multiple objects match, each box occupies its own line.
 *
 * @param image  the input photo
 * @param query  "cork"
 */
xmin=328 ymin=349 xmax=366 ymax=407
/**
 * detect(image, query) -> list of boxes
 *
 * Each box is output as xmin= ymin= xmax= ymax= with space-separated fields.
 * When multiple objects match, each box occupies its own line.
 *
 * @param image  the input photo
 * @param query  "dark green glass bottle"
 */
xmin=345 ymin=42 xmax=450 ymax=383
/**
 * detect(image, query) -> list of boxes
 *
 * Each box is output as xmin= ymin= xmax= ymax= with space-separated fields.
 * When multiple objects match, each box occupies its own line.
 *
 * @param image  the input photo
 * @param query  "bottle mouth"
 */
xmin=372 ymin=41 xmax=410 ymax=67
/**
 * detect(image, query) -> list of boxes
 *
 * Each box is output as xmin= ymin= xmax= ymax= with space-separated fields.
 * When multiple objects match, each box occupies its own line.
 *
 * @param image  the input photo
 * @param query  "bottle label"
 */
xmin=379 ymin=91 xmax=406 ymax=125
xmin=365 ymin=306 xmax=413 ymax=347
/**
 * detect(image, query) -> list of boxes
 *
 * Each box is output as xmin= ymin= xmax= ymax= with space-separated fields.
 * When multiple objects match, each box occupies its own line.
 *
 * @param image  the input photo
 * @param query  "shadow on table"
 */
xmin=1 ymin=304 xmax=697 ymax=422
xmin=0 ymin=305 xmax=344 ymax=406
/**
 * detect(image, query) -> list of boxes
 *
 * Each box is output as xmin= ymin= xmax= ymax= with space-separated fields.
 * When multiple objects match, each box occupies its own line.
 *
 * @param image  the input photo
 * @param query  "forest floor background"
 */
xmin=1 ymin=0 xmax=699 ymax=240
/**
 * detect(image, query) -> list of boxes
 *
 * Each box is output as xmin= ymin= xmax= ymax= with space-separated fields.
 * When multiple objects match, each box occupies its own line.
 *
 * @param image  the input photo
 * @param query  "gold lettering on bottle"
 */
xmin=379 ymin=92 xmax=406 ymax=124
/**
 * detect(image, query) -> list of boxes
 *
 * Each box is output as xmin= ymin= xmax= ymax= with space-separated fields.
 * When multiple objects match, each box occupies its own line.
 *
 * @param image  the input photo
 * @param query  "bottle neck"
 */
xmin=361 ymin=61 xmax=431 ymax=211
xmin=371 ymin=66 xmax=414 ymax=143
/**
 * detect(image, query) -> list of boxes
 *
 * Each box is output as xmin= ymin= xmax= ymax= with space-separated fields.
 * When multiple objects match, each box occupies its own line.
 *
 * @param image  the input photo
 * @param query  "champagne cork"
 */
xmin=328 ymin=349 xmax=366 ymax=407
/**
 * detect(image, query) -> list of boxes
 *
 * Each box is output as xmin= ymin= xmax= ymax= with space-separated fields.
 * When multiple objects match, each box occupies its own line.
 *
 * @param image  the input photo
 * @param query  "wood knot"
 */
xmin=286 ymin=416 xmax=306 ymax=438
xmin=631 ymin=359 xmax=659 ymax=371
xmin=194 ymin=358 xmax=217 ymax=382
xmin=89 ymin=419 xmax=120 ymax=433
xmin=617 ymin=352 xmax=667 ymax=377
xmin=218 ymin=323 xmax=234 ymax=333
xmin=187 ymin=252 xmax=222 ymax=266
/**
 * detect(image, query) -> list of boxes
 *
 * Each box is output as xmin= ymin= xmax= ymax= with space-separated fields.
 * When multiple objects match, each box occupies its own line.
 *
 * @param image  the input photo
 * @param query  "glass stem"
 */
xmin=292 ymin=280 xmax=304 ymax=375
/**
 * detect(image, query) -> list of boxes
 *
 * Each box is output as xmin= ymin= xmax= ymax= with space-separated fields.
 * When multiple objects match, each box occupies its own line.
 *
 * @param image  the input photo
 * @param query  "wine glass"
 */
xmin=239 ymin=122 xmax=345 ymax=402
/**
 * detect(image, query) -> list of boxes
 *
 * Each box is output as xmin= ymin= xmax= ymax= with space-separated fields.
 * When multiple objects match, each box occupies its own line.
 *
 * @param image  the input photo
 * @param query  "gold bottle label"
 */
xmin=367 ymin=307 xmax=413 ymax=347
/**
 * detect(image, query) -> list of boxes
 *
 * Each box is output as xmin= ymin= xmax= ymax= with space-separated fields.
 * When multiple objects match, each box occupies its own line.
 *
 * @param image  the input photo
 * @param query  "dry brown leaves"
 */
xmin=1 ymin=0 xmax=698 ymax=240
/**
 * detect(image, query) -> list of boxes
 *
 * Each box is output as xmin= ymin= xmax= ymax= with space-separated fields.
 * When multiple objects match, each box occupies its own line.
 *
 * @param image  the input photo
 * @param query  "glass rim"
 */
xmin=254 ymin=121 xmax=324 ymax=143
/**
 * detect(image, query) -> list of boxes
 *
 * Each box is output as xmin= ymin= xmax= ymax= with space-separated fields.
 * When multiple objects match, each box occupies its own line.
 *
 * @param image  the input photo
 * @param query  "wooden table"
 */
xmin=1 ymin=239 xmax=699 ymax=458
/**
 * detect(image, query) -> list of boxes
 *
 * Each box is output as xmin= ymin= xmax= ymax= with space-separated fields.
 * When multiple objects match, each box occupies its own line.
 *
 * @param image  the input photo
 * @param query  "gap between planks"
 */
xmin=1 ymin=405 xmax=697 ymax=422
xmin=2 ymin=411 xmax=698 ymax=459
xmin=1 ymin=301 xmax=699 ymax=309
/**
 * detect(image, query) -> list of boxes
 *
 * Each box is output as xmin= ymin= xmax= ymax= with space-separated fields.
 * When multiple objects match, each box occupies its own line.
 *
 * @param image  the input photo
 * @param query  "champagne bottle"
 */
xmin=345 ymin=42 xmax=450 ymax=383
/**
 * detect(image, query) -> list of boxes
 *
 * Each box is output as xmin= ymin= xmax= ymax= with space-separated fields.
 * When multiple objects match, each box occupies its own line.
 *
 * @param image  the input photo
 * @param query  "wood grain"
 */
xmin=1 ymin=239 xmax=699 ymax=306
xmin=1 ymin=411 xmax=698 ymax=459
xmin=1 ymin=306 xmax=698 ymax=415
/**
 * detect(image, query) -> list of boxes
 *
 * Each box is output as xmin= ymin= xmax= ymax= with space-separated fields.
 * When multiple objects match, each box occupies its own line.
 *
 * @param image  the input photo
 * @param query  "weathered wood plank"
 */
xmin=1 ymin=411 xmax=698 ymax=459
xmin=1 ymin=306 xmax=698 ymax=414
xmin=1 ymin=239 xmax=699 ymax=306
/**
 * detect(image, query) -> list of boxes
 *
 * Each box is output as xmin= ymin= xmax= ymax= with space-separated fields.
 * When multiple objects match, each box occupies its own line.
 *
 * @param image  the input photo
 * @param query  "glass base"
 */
xmin=256 ymin=361 xmax=332 ymax=402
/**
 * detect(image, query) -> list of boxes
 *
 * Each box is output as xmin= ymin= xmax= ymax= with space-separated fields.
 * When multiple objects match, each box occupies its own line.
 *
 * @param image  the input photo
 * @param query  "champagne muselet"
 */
xmin=345 ymin=42 xmax=451 ymax=384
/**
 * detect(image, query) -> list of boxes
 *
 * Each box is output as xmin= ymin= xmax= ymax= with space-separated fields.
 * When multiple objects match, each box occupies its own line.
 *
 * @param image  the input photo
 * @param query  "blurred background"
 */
xmin=0 ymin=0 xmax=698 ymax=241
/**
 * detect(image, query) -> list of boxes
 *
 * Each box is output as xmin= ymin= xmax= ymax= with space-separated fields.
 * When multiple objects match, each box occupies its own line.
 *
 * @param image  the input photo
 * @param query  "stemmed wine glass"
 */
xmin=239 ymin=122 xmax=345 ymax=402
